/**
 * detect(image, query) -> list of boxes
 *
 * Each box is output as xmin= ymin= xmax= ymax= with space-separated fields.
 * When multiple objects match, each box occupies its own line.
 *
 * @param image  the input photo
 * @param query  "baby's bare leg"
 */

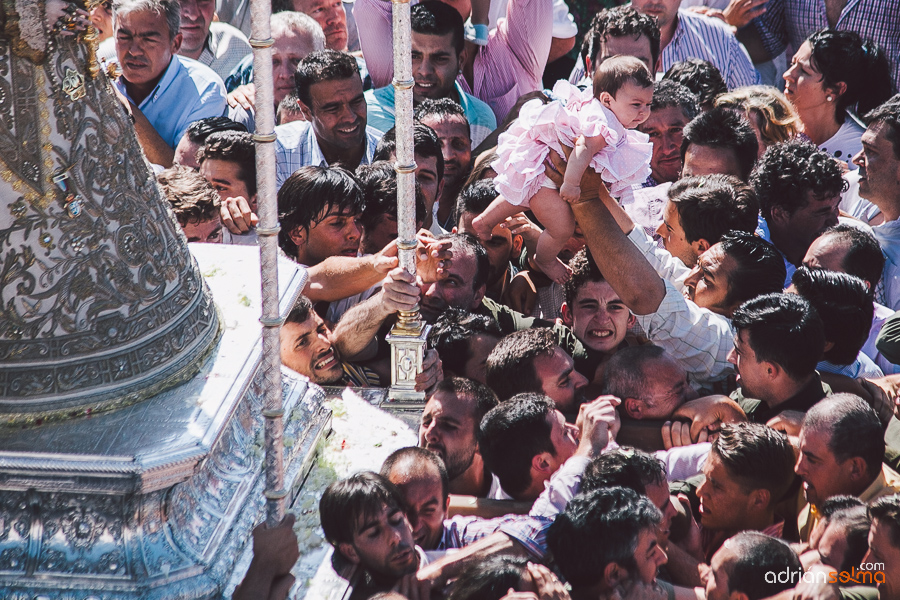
xmin=530 ymin=188 xmax=576 ymax=284
xmin=470 ymin=195 xmax=521 ymax=241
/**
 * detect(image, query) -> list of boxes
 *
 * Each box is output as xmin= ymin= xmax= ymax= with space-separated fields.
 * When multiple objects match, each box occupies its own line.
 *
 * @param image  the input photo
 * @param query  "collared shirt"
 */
xmin=364 ymin=82 xmax=497 ymax=147
xmin=817 ymin=353 xmax=884 ymax=380
xmin=798 ymin=463 xmax=900 ymax=542
xmin=873 ymin=218 xmax=900 ymax=311
xmin=438 ymin=514 xmax=553 ymax=558
xmin=661 ymin=10 xmax=759 ymax=89
xmin=114 ymin=55 xmax=227 ymax=149
xmin=197 ymin=22 xmax=252 ymax=81
xmin=274 ymin=121 xmax=381 ymax=190
xmin=751 ymin=0 xmax=900 ymax=91
xmin=355 ymin=0 xmax=553 ymax=122
xmin=733 ymin=373 xmax=829 ymax=424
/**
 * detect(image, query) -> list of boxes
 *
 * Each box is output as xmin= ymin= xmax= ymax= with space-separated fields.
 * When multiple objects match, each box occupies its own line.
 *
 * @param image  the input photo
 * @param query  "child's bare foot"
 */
xmin=469 ymin=215 xmax=493 ymax=242
xmin=534 ymin=253 xmax=573 ymax=284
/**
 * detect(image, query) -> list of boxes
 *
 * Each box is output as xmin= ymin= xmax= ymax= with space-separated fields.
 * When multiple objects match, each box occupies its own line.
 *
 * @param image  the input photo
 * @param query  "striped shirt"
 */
xmin=274 ymin=120 xmax=381 ymax=190
xmin=355 ymin=0 xmax=553 ymax=122
xmin=662 ymin=10 xmax=760 ymax=89
xmin=439 ymin=515 xmax=553 ymax=558
xmin=751 ymin=0 xmax=900 ymax=91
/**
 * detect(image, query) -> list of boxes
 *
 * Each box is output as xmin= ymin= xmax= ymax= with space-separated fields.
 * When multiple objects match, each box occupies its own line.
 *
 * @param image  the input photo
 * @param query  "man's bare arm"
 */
xmin=305 ymin=254 xmax=397 ymax=303
xmin=128 ymin=102 xmax=175 ymax=168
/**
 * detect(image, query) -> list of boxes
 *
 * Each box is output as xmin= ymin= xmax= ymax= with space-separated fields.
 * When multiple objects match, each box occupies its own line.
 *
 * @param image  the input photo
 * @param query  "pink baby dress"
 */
xmin=492 ymin=80 xmax=652 ymax=204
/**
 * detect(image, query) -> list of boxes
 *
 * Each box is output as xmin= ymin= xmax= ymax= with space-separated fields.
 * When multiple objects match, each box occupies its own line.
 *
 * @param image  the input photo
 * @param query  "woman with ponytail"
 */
xmin=782 ymin=29 xmax=894 ymax=166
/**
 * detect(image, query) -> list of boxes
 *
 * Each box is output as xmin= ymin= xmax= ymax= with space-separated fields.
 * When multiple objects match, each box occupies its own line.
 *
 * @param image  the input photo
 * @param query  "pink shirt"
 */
xmin=355 ymin=0 xmax=552 ymax=122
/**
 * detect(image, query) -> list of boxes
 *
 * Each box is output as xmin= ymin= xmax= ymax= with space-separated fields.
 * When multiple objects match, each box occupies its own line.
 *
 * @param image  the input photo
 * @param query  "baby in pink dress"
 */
xmin=471 ymin=56 xmax=654 ymax=283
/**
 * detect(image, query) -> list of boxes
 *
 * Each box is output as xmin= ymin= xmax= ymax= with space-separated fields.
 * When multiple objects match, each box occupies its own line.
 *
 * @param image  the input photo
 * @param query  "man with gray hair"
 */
xmin=111 ymin=0 xmax=227 ymax=167
xmin=603 ymin=345 xmax=696 ymax=420
xmin=795 ymin=394 xmax=900 ymax=542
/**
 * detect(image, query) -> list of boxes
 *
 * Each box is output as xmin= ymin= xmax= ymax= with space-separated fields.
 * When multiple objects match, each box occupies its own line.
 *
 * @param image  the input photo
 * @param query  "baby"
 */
xmin=471 ymin=55 xmax=654 ymax=283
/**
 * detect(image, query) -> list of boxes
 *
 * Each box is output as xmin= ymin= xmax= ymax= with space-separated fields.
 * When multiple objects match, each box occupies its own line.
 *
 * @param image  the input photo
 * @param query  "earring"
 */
xmin=826 ymin=96 xmax=833 ymax=102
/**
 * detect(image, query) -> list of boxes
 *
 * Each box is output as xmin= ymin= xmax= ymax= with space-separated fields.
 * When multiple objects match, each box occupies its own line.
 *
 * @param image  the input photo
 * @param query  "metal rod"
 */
xmin=249 ymin=0 xmax=285 ymax=527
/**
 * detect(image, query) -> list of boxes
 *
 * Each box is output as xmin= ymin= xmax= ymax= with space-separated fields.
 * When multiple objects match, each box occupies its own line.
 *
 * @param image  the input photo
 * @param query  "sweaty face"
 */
xmin=419 ymin=390 xmax=478 ymax=480
xmin=342 ymin=503 xmax=419 ymax=580
xmin=200 ymin=158 xmax=255 ymax=210
xmin=706 ymin=545 xmax=738 ymax=600
xmin=417 ymin=245 xmax=483 ymax=323
xmin=592 ymin=34 xmax=655 ymax=75
xmin=773 ymin=191 xmax=841 ymax=255
xmin=301 ymin=77 xmax=367 ymax=154
xmin=183 ymin=218 xmax=223 ymax=243
xmin=638 ymin=106 xmax=690 ymax=184
xmin=795 ymin=427 xmax=857 ymax=507
xmin=602 ymin=82 xmax=654 ymax=129
xmin=280 ymin=313 xmax=344 ymax=384
xmin=562 ymin=280 xmax=635 ymax=354
xmin=854 ymin=121 xmax=900 ymax=209
xmin=297 ymin=205 xmax=362 ymax=265
xmin=272 ymin=28 xmax=318 ymax=106
xmin=632 ymin=527 xmax=668 ymax=584
xmin=783 ymin=42 xmax=832 ymax=117
xmin=412 ymin=32 xmax=461 ymax=103
xmin=292 ymin=0 xmax=348 ymax=50
xmin=697 ymin=453 xmax=757 ymax=531
xmin=115 ymin=9 xmax=181 ymax=88
xmin=631 ymin=0 xmax=680 ymax=31
xmin=531 ymin=347 xmax=589 ymax=415
xmin=682 ymin=145 xmax=743 ymax=180
xmin=391 ymin=473 xmax=447 ymax=550
xmin=178 ymin=0 xmax=215 ymax=58
xmin=419 ymin=115 xmax=472 ymax=192
xmin=682 ymin=244 xmax=738 ymax=316
xmin=657 ymin=199 xmax=698 ymax=268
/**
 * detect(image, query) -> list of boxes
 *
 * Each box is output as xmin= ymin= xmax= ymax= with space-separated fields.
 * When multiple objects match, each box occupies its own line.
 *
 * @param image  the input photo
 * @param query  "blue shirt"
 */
xmin=115 ymin=55 xmax=227 ymax=149
xmin=364 ymin=82 xmax=497 ymax=147
xmin=274 ymin=121 xmax=381 ymax=190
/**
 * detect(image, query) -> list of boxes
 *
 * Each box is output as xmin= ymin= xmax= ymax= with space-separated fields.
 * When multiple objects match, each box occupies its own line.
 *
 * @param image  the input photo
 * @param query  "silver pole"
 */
xmin=249 ymin=0 xmax=285 ymax=526
xmin=386 ymin=0 xmax=430 ymax=405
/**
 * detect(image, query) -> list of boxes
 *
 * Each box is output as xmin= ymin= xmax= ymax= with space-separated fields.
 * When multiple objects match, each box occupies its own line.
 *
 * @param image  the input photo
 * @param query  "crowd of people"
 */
xmin=86 ymin=0 xmax=900 ymax=598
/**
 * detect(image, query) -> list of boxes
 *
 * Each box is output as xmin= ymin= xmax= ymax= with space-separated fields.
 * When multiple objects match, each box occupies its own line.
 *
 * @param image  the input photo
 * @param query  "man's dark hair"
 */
xmin=294 ymin=49 xmax=360 ymax=107
xmin=285 ymin=294 xmax=314 ymax=327
xmin=278 ymin=165 xmax=364 ymax=258
xmin=819 ymin=495 xmax=865 ymax=520
xmin=477 ymin=393 xmax=557 ymax=497
xmin=430 ymin=377 xmax=499 ymax=432
xmin=806 ymin=28 xmax=893 ymax=121
xmin=649 ymin=79 xmax=700 ymax=121
xmin=731 ymin=293 xmax=825 ymax=381
xmin=381 ymin=446 xmax=450 ymax=502
xmin=454 ymin=180 xmax=499 ymax=225
xmin=668 ymin=175 xmax=759 ymax=244
xmin=581 ymin=448 xmax=667 ymax=495
xmin=663 ymin=59 xmax=728 ymax=110
xmin=547 ymin=487 xmax=662 ymax=589
xmin=428 ymin=309 xmax=502 ymax=377
xmin=868 ymin=494 xmax=900 ymax=548
xmin=439 ymin=233 xmax=490 ymax=292
xmin=724 ymin=532 xmax=803 ymax=600
xmin=184 ymin=116 xmax=247 ymax=145
xmin=414 ymin=98 xmax=471 ymax=138
xmin=563 ymin=247 xmax=607 ymax=307
xmin=593 ymin=55 xmax=654 ymax=99
xmin=790 ymin=267 xmax=874 ymax=365
xmin=712 ymin=422 xmax=796 ymax=503
xmin=803 ymin=394 xmax=885 ymax=479
xmin=448 ymin=555 xmax=529 ymax=600
xmin=581 ymin=5 xmax=660 ymax=75
xmin=374 ymin=122 xmax=445 ymax=182
xmin=718 ymin=232 xmax=787 ymax=309
xmin=411 ymin=1 xmax=464 ymax=55
xmin=751 ymin=139 xmax=847 ymax=219
xmin=681 ymin=107 xmax=759 ymax=182
xmin=197 ymin=130 xmax=257 ymax=197
xmin=484 ymin=328 xmax=557 ymax=401
xmin=356 ymin=161 xmax=427 ymax=233
xmin=825 ymin=505 xmax=871 ymax=572
xmin=320 ymin=472 xmax=406 ymax=546
xmin=864 ymin=95 xmax=900 ymax=159
xmin=602 ymin=345 xmax=667 ymax=402
xmin=816 ymin=224 xmax=885 ymax=289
